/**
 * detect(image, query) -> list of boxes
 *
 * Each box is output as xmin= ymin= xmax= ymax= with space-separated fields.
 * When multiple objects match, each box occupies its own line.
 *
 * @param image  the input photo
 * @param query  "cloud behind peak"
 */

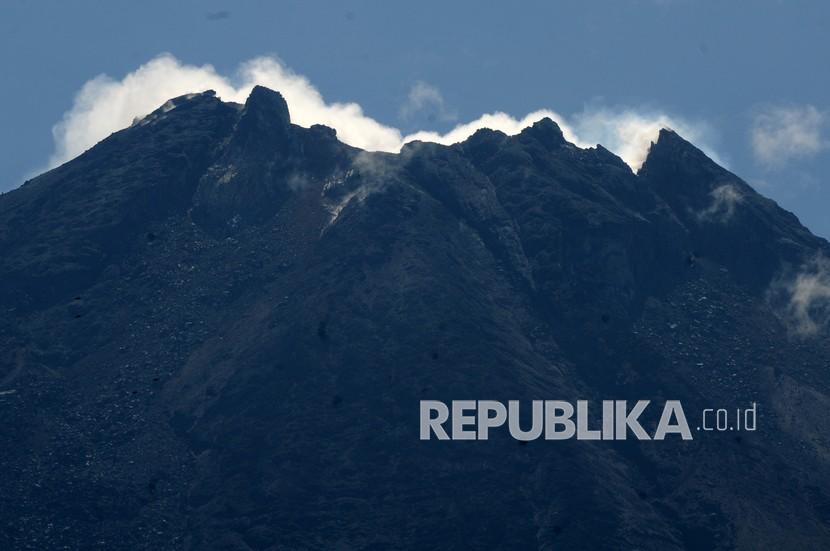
xmin=45 ymin=54 xmax=718 ymax=175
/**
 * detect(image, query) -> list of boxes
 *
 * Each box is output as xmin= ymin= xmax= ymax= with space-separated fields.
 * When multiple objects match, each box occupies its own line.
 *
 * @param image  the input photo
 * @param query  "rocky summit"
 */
xmin=1 ymin=85 xmax=830 ymax=550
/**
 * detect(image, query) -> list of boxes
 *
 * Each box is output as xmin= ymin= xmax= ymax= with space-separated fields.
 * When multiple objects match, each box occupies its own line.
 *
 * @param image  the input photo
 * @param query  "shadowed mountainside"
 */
xmin=2 ymin=86 xmax=830 ymax=550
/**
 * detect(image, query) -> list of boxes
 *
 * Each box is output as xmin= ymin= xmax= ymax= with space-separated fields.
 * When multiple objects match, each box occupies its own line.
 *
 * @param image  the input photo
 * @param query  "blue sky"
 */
xmin=1 ymin=0 xmax=828 ymax=236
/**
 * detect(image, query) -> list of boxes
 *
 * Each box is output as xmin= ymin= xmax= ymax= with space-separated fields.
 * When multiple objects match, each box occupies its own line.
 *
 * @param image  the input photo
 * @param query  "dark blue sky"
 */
xmin=2 ymin=0 xmax=828 ymax=235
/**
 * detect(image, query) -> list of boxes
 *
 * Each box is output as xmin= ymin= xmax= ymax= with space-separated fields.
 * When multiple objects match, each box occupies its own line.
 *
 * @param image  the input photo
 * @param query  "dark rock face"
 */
xmin=639 ymin=129 xmax=816 ymax=291
xmin=1 ymin=87 xmax=830 ymax=550
xmin=192 ymin=86 xmax=353 ymax=227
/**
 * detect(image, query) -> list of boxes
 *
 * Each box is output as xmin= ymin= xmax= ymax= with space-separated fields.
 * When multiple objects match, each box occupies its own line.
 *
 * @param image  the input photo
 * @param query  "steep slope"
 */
xmin=1 ymin=86 xmax=829 ymax=550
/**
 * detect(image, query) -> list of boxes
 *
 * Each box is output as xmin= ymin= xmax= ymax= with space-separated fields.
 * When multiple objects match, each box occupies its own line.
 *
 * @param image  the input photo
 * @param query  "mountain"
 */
xmin=2 ymin=86 xmax=830 ymax=550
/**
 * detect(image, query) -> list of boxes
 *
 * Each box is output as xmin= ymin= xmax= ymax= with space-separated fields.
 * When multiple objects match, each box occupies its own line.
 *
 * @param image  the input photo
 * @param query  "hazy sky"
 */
xmin=2 ymin=0 xmax=828 ymax=236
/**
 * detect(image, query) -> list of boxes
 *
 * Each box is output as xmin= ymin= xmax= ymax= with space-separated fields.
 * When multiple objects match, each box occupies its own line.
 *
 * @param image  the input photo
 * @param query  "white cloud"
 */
xmin=399 ymin=81 xmax=456 ymax=123
xmin=769 ymin=255 xmax=830 ymax=336
xmin=751 ymin=104 xmax=827 ymax=167
xmin=403 ymin=109 xmax=579 ymax=148
xmin=46 ymin=53 xmax=716 ymax=174
xmin=48 ymin=54 xmax=402 ymax=168
xmin=697 ymin=183 xmax=744 ymax=223
xmin=402 ymin=107 xmax=719 ymax=172
xmin=571 ymin=108 xmax=720 ymax=170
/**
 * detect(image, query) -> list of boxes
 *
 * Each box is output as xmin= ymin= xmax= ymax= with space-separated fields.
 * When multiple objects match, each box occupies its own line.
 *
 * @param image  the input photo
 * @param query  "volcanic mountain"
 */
xmin=1 ymin=86 xmax=830 ymax=550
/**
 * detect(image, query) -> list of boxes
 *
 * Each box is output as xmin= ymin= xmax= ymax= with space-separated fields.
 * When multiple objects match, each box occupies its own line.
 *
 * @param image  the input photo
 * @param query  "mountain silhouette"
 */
xmin=1 ymin=86 xmax=829 ymax=550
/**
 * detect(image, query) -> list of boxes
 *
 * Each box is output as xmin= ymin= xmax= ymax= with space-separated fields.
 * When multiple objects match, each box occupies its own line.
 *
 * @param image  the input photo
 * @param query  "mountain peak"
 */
xmin=641 ymin=127 xmax=707 ymax=170
xmin=230 ymin=86 xmax=293 ymax=153
xmin=244 ymin=85 xmax=291 ymax=126
xmin=650 ymin=128 xmax=689 ymax=153
xmin=519 ymin=117 xmax=566 ymax=148
xmin=656 ymin=127 xmax=681 ymax=142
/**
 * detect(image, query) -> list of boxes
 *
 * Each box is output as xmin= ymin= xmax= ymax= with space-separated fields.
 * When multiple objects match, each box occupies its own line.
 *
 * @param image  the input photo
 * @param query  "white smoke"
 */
xmin=571 ymin=108 xmax=721 ymax=170
xmin=404 ymin=109 xmax=580 ymax=148
xmin=399 ymin=81 xmax=456 ymax=123
xmin=46 ymin=53 xmax=717 ymax=174
xmin=769 ymin=255 xmax=830 ymax=337
xmin=751 ymin=104 xmax=827 ymax=167
xmin=697 ymin=183 xmax=744 ymax=223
